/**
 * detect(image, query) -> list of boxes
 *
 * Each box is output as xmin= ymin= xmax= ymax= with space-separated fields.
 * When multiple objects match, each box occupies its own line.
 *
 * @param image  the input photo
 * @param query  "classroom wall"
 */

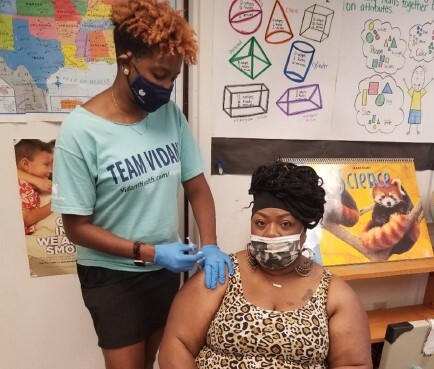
xmin=1 ymin=2 xmax=434 ymax=369
xmin=0 ymin=123 xmax=105 ymax=369
xmin=188 ymin=0 xmax=434 ymax=311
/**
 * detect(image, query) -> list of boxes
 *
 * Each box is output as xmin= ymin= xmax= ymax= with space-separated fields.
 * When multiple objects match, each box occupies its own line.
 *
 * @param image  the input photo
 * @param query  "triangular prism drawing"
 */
xmin=276 ymin=84 xmax=322 ymax=116
xmin=229 ymin=37 xmax=272 ymax=79
xmin=265 ymin=0 xmax=293 ymax=44
xmin=391 ymin=38 xmax=397 ymax=48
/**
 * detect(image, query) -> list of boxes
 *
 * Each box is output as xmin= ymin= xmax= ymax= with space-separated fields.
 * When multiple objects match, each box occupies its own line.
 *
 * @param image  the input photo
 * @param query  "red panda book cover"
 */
xmin=285 ymin=158 xmax=433 ymax=266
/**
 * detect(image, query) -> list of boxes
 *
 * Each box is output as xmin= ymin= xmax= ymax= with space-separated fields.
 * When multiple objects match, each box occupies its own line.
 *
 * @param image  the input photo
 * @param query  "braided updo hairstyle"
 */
xmin=249 ymin=161 xmax=326 ymax=229
xmin=111 ymin=0 xmax=198 ymax=65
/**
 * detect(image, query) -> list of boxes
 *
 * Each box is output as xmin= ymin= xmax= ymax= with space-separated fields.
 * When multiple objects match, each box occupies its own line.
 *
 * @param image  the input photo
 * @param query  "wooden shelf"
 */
xmin=367 ymin=304 xmax=434 ymax=343
xmin=329 ymin=258 xmax=434 ymax=280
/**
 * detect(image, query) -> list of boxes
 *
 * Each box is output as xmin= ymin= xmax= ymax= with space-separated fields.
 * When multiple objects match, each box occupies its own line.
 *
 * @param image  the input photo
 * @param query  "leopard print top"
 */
xmin=195 ymin=254 xmax=331 ymax=369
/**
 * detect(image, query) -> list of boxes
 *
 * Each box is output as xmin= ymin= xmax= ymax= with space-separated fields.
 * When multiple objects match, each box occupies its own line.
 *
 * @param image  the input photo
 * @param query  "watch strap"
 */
xmin=133 ymin=241 xmax=146 ymax=266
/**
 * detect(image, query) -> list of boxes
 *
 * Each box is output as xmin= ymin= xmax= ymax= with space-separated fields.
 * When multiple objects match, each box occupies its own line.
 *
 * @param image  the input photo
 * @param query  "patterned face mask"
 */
xmin=248 ymin=232 xmax=303 ymax=270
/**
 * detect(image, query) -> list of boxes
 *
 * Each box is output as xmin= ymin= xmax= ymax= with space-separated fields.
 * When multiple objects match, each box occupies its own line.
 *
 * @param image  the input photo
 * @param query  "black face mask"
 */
xmin=129 ymin=64 xmax=173 ymax=112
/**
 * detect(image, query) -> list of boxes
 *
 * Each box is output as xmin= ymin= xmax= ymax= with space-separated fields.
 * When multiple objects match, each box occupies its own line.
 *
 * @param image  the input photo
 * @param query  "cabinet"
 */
xmin=329 ymin=223 xmax=434 ymax=343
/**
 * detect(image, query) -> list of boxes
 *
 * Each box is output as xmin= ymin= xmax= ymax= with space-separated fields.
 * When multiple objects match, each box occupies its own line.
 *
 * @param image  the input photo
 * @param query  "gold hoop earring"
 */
xmin=246 ymin=243 xmax=257 ymax=270
xmin=123 ymin=68 xmax=129 ymax=76
xmin=295 ymin=247 xmax=314 ymax=277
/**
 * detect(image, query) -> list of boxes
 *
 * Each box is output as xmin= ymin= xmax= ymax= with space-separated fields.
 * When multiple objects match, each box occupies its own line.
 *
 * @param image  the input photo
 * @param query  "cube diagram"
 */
xmin=300 ymin=5 xmax=334 ymax=43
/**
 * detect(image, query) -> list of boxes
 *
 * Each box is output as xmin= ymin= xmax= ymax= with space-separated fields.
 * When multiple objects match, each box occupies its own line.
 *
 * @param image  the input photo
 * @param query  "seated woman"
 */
xmin=159 ymin=161 xmax=372 ymax=369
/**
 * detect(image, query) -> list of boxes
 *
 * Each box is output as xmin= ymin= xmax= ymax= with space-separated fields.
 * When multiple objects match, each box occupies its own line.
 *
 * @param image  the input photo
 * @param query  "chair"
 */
xmin=378 ymin=319 xmax=434 ymax=369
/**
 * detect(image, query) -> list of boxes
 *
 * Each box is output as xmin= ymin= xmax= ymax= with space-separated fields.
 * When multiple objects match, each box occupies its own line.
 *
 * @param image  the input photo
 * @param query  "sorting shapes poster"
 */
xmin=333 ymin=1 xmax=434 ymax=142
xmin=213 ymin=0 xmax=434 ymax=143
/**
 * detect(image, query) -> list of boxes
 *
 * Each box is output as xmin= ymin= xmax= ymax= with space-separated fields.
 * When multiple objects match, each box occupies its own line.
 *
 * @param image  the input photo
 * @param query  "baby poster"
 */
xmin=14 ymin=138 xmax=76 ymax=277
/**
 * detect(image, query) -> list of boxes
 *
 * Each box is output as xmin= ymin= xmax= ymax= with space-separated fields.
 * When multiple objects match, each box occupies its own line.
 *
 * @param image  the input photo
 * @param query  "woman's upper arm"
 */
xmin=326 ymin=276 xmax=373 ymax=369
xmin=160 ymin=270 xmax=227 ymax=360
xmin=62 ymin=213 xmax=93 ymax=228
xmin=182 ymin=173 xmax=208 ymax=196
xmin=61 ymin=213 xmax=93 ymax=240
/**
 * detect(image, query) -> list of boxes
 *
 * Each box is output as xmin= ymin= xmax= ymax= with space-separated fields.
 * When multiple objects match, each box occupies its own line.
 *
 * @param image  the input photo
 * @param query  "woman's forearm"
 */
xmin=62 ymin=214 xmax=155 ymax=262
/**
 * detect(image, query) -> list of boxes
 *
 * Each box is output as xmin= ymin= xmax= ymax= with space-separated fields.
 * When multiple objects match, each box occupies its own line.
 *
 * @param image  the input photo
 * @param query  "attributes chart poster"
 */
xmin=282 ymin=158 xmax=433 ymax=266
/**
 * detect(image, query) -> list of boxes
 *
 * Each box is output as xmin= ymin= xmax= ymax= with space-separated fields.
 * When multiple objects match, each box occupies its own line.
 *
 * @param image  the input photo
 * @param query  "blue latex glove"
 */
xmin=154 ymin=242 xmax=203 ymax=273
xmin=198 ymin=245 xmax=234 ymax=289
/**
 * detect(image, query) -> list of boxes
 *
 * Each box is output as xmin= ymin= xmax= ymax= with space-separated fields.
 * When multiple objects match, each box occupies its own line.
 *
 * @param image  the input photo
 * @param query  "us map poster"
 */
xmin=0 ymin=1 xmax=117 ymax=122
xmin=283 ymin=158 xmax=433 ymax=266
xmin=0 ymin=0 xmax=180 ymax=123
xmin=213 ymin=0 xmax=434 ymax=143
xmin=14 ymin=138 xmax=76 ymax=277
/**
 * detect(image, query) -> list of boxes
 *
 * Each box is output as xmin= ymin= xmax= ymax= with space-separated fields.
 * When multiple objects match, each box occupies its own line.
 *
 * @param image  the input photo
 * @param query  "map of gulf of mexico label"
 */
xmin=0 ymin=0 xmax=117 ymax=120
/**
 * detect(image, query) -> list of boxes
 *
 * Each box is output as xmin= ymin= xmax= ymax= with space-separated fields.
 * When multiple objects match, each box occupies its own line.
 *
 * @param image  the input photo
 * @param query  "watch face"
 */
xmin=134 ymin=259 xmax=146 ymax=267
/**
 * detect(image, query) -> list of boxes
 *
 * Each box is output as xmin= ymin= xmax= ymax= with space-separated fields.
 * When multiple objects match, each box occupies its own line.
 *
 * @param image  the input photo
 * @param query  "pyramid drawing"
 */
xmin=229 ymin=37 xmax=272 ymax=79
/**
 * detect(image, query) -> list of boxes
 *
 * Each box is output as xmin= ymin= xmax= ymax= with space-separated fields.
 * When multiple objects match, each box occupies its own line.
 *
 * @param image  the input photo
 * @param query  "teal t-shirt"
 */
xmin=51 ymin=101 xmax=205 ymax=271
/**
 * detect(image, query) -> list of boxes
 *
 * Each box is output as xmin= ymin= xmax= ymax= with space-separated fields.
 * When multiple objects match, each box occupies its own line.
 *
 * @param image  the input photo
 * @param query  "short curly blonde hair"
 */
xmin=111 ymin=0 xmax=197 ymax=65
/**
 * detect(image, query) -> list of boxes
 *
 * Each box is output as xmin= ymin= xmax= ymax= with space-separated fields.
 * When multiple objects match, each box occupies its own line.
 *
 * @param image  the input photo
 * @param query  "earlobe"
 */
xmin=118 ymin=52 xmax=132 ymax=76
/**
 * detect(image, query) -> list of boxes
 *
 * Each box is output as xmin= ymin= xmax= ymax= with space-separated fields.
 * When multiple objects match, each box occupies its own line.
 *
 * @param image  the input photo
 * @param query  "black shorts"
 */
xmin=77 ymin=264 xmax=180 ymax=349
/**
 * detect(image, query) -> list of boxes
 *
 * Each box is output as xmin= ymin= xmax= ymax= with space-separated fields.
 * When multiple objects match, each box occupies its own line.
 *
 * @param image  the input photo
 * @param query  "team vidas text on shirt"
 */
xmin=106 ymin=143 xmax=179 ymax=184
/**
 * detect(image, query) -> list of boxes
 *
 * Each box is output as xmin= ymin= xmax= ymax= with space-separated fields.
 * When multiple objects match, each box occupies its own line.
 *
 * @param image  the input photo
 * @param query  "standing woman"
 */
xmin=51 ymin=1 xmax=233 ymax=368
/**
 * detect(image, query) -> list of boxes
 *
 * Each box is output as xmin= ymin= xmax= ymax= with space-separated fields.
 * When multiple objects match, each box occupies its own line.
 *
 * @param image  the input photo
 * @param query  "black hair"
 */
xmin=14 ymin=139 xmax=53 ymax=165
xmin=249 ymin=161 xmax=326 ymax=229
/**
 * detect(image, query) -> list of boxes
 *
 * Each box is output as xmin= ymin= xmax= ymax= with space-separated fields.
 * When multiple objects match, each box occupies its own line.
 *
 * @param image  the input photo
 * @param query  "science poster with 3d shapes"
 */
xmin=13 ymin=138 xmax=76 ymax=277
xmin=283 ymin=158 xmax=433 ymax=266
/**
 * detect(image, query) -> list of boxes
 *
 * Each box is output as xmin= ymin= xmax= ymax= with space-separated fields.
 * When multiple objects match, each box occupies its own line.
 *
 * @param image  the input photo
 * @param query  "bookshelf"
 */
xmin=330 ymin=223 xmax=434 ymax=343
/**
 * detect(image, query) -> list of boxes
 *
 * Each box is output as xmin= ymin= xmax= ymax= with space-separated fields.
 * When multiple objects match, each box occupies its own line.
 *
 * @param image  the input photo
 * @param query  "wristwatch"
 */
xmin=133 ymin=241 xmax=147 ymax=266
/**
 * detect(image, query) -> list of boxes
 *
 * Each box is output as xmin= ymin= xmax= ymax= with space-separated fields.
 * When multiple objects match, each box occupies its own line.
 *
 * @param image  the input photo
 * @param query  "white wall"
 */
xmin=188 ymin=0 xmax=434 ymax=311
xmin=1 ymin=2 xmax=434 ymax=368
xmin=0 ymin=122 xmax=105 ymax=369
